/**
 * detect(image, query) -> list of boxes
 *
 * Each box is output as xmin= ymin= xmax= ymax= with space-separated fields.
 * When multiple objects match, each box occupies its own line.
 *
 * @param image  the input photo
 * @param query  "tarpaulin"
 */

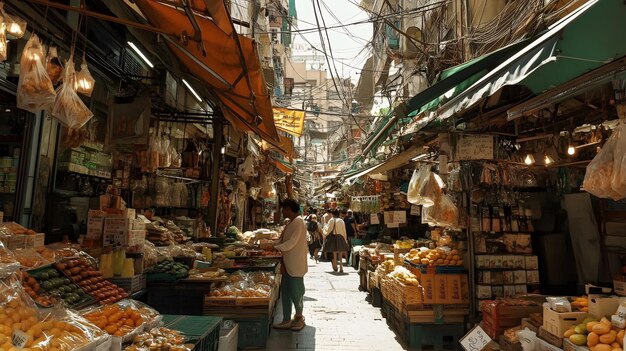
xmin=134 ymin=0 xmax=281 ymax=146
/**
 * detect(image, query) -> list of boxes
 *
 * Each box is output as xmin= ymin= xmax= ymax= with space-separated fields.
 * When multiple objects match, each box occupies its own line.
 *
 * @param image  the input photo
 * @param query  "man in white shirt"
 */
xmin=322 ymin=210 xmax=349 ymax=273
xmin=268 ymin=199 xmax=308 ymax=331
xmin=321 ymin=209 xmax=333 ymax=226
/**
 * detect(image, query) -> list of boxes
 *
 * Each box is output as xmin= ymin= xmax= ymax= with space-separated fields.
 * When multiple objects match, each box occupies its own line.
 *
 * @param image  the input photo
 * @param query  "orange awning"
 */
xmin=134 ymin=0 xmax=279 ymax=144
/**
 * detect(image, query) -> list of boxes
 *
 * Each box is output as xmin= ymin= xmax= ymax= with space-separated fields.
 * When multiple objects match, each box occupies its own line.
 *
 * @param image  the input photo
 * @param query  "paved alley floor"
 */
xmin=264 ymin=257 xmax=409 ymax=351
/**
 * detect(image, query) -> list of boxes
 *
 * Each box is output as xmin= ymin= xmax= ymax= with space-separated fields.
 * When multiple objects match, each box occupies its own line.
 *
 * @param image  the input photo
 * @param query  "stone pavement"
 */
xmin=264 ymin=257 xmax=409 ymax=351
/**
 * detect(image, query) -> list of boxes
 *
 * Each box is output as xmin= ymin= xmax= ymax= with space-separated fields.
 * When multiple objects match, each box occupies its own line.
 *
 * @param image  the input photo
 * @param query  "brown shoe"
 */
xmin=291 ymin=317 xmax=305 ymax=331
xmin=273 ymin=320 xmax=293 ymax=330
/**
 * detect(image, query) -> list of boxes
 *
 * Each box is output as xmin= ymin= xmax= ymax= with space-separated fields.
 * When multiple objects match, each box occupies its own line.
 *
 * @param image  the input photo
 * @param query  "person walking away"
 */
xmin=321 ymin=208 xmax=333 ymax=226
xmin=306 ymin=215 xmax=323 ymax=263
xmin=322 ymin=210 xmax=350 ymax=273
xmin=266 ymin=199 xmax=308 ymax=331
xmin=342 ymin=209 xmax=357 ymax=263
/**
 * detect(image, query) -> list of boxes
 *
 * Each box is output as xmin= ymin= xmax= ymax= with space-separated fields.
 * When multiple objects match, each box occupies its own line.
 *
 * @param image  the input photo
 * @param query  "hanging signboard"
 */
xmin=273 ymin=108 xmax=306 ymax=137
xmin=456 ymin=134 xmax=494 ymax=160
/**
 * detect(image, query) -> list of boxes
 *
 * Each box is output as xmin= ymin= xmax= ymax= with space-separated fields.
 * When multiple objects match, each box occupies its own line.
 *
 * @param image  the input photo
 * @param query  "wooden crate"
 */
xmin=562 ymin=339 xmax=588 ymax=351
xmin=538 ymin=326 xmax=563 ymax=348
xmin=403 ymin=308 xmax=469 ymax=324
xmin=499 ymin=335 xmax=523 ymax=351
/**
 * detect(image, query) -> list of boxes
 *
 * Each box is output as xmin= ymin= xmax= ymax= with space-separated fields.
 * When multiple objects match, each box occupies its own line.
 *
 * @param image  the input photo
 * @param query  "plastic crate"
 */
xmin=402 ymin=322 xmax=464 ymax=350
xmin=107 ymin=274 xmax=146 ymax=293
xmin=147 ymin=283 xmax=179 ymax=314
xmin=218 ymin=321 xmax=238 ymax=351
xmin=230 ymin=316 xmax=270 ymax=349
xmin=162 ymin=315 xmax=222 ymax=351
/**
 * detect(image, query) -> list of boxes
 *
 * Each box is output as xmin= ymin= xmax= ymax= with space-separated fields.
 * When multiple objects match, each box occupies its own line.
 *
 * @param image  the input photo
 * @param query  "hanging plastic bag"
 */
xmin=75 ymin=58 xmax=95 ymax=96
xmin=170 ymin=144 xmax=182 ymax=168
xmin=407 ymin=166 xmax=425 ymax=204
xmin=418 ymin=168 xmax=444 ymax=207
xmin=0 ymin=20 xmax=6 ymax=62
xmin=46 ymin=46 xmax=63 ymax=85
xmin=583 ymin=126 xmax=622 ymax=200
xmin=51 ymin=57 xmax=94 ymax=128
xmin=610 ymin=124 xmax=626 ymax=197
xmin=17 ymin=34 xmax=56 ymax=113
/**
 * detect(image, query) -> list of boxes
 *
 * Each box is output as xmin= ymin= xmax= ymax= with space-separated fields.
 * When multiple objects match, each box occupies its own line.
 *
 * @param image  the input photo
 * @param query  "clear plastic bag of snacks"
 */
xmin=584 ymin=125 xmax=622 ymax=199
xmin=51 ymin=57 xmax=94 ymax=128
xmin=46 ymin=46 xmax=63 ymax=85
xmin=17 ymin=34 xmax=56 ymax=113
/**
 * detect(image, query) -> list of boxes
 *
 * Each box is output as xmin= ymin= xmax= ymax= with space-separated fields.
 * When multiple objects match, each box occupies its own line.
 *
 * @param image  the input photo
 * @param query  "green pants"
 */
xmin=280 ymin=273 xmax=305 ymax=321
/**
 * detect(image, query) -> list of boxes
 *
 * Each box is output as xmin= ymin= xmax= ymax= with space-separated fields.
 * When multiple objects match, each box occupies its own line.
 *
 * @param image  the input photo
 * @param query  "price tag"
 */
xmin=459 ymin=325 xmax=492 ymax=351
xmin=12 ymin=330 xmax=32 ymax=349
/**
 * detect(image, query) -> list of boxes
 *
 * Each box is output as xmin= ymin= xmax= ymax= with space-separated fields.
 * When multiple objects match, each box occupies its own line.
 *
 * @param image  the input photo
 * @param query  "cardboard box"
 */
xmin=24 ymin=233 xmax=45 ymax=248
xmin=515 ymin=285 xmax=528 ymax=294
xmin=504 ymin=285 xmax=516 ymax=297
xmin=513 ymin=256 xmax=525 ymax=269
xmin=104 ymin=218 xmax=132 ymax=233
xmin=421 ymin=273 xmax=435 ymax=304
xmin=7 ymin=235 xmax=25 ymax=250
xmin=88 ymin=209 xmax=106 ymax=219
xmin=434 ymin=274 xmax=448 ymax=304
xmin=493 ymin=286 xmax=504 ymax=297
xmin=460 ymin=274 xmax=470 ymax=304
xmin=126 ymin=230 xmax=145 ymax=247
xmin=131 ymin=219 xmax=146 ymax=230
xmin=514 ymin=270 xmax=527 ymax=284
xmin=503 ymin=271 xmax=515 ymax=284
xmin=588 ymin=295 xmax=620 ymax=319
xmin=527 ymin=270 xmax=540 ymax=284
xmin=542 ymin=305 xmax=587 ymax=337
xmin=476 ymin=255 xmax=488 ymax=268
xmin=614 ymin=280 xmax=626 ymax=296
xmin=446 ymin=275 xmax=462 ymax=304
xmin=87 ymin=218 xmax=104 ymax=239
xmin=538 ymin=326 xmax=563 ymax=348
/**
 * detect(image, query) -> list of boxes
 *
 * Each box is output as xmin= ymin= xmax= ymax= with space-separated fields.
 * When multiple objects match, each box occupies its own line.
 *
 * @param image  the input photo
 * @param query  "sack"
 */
xmin=583 ymin=125 xmax=622 ymax=200
xmin=51 ymin=56 xmax=94 ymax=129
xmin=307 ymin=221 xmax=317 ymax=233
xmin=407 ymin=167 xmax=424 ymax=204
xmin=17 ymin=35 xmax=56 ymax=113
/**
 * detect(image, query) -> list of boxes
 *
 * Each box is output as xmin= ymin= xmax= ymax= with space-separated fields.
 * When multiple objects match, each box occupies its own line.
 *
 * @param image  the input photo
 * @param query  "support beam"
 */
xmin=207 ymin=112 xmax=224 ymax=236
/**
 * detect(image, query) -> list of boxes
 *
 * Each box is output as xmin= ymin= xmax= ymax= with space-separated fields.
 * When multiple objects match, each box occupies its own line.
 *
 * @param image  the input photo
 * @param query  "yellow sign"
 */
xmin=273 ymin=108 xmax=306 ymax=137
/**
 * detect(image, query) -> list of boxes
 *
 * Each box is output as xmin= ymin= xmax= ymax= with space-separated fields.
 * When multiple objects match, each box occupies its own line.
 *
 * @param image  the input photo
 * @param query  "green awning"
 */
xmin=438 ymin=0 xmax=626 ymax=121
xmin=405 ymin=39 xmax=532 ymax=117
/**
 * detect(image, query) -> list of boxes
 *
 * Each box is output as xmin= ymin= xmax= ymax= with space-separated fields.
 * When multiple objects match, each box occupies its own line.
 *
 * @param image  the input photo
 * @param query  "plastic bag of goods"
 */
xmin=0 ymin=20 xmax=6 ymax=62
xmin=17 ymin=35 xmax=56 ymax=112
xmin=407 ymin=166 xmax=426 ymax=204
xmin=583 ymin=125 xmax=623 ymax=199
xmin=51 ymin=57 xmax=94 ymax=129
xmin=124 ymin=327 xmax=193 ymax=351
xmin=417 ymin=168 xmax=444 ymax=207
xmin=610 ymin=124 xmax=626 ymax=198
xmin=46 ymin=47 xmax=63 ymax=85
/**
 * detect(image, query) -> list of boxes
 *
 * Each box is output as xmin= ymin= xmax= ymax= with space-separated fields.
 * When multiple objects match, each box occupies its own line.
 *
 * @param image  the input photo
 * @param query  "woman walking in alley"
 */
xmin=322 ymin=209 xmax=350 ymax=273
xmin=307 ymin=214 xmax=324 ymax=263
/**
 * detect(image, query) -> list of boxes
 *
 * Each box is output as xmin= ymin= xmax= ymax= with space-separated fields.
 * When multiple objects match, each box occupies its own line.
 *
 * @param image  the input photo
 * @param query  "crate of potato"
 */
xmin=55 ymin=258 xmax=129 ymax=305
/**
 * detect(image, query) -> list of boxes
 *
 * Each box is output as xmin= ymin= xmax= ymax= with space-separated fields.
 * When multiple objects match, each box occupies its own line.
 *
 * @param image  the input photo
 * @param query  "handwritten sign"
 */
xmin=384 ymin=211 xmax=407 ymax=225
xmin=370 ymin=213 xmax=380 ymax=225
xmin=457 ymin=134 xmax=494 ymax=161
xmin=460 ymin=325 xmax=492 ymax=351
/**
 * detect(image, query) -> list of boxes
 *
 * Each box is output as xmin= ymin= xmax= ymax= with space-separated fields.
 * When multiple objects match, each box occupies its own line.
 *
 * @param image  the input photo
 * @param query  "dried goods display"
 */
xmin=124 ymin=327 xmax=193 ymax=351
xmin=145 ymin=260 xmax=189 ymax=278
xmin=20 ymin=270 xmax=58 ymax=307
xmin=13 ymin=248 xmax=49 ymax=268
xmin=208 ymin=270 xmax=275 ymax=298
xmin=386 ymin=266 xmax=420 ymax=286
xmin=83 ymin=303 xmax=145 ymax=337
xmin=187 ymin=268 xmax=227 ymax=281
xmin=405 ymin=247 xmax=463 ymax=266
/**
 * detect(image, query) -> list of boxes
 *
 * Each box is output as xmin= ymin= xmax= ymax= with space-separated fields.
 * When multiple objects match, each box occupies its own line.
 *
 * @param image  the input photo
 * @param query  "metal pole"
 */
xmin=207 ymin=112 xmax=224 ymax=236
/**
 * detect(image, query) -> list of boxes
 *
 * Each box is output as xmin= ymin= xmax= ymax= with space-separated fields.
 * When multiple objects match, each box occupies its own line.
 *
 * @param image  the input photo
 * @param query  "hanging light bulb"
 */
xmin=75 ymin=57 xmax=95 ymax=96
xmin=544 ymin=154 xmax=554 ymax=166
xmin=524 ymin=154 xmax=535 ymax=165
xmin=4 ymin=13 xmax=25 ymax=38
xmin=567 ymin=145 xmax=575 ymax=155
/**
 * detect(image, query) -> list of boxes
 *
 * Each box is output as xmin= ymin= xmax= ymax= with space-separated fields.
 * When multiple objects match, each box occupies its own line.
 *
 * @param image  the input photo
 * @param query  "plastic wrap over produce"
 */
xmin=583 ymin=124 xmax=626 ymax=200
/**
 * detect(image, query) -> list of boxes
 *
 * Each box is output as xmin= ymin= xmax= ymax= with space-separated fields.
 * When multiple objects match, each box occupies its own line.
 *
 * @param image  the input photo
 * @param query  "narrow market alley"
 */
xmin=265 ymin=258 xmax=409 ymax=351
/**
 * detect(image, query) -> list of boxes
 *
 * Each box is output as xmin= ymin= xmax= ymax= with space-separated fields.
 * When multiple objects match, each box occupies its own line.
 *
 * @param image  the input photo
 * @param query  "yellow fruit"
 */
xmin=601 ymin=318 xmax=612 ymax=326
xmin=617 ymin=330 xmax=624 ymax=346
xmin=589 ymin=332 xmax=600 ymax=347
xmin=589 ymin=322 xmax=601 ymax=332
xmin=575 ymin=324 xmax=587 ymax=334
xmin=593 ymin=323 xmax=611 ymax=335
xmin=599 ymin=330 xmax=617 ymax=345
xmin=610 ymin=348 xmax=623 ymax=351
xmin=612 ymin=343 xmax=621 ymax=349
xmin=564 ymin=329 xmax=576 ymax=338
xmin=593 ymin=345 xmax=612 ymax=351
xmin=570 ymin=334 xmax=587 ymax=346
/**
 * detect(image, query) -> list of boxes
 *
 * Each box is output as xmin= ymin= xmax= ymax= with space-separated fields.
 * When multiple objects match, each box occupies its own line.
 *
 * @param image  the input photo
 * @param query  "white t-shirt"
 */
xmin=323 ymin=217 xmax=347 ymax=241
xmin=274 ymin=216 xmax=308 ymax=277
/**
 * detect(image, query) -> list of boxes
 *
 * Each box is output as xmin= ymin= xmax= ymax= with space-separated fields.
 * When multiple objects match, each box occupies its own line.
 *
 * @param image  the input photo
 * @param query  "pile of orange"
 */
xmin=84 ymin=304 xmax=143 ymax=337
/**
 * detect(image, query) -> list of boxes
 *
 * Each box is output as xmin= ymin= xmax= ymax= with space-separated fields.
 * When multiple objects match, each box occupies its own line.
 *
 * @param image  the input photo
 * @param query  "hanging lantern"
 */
xmin=4 ymin=12 xmax=25 ymax=38
xmin=75 ymin=57 xmax=95 ymax=96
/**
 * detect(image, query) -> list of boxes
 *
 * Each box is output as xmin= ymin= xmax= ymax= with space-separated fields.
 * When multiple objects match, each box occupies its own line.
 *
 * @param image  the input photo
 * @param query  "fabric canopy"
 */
xmin=437 ymin=0 xmax=626 ymax=121
xmin=134 ymin=0 xmax=280 ymax=145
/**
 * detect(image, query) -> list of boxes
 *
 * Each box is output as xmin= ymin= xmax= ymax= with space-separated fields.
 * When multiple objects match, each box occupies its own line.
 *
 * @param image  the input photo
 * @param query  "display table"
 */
xmin=162 ymin=315 xmax=222 ymax=351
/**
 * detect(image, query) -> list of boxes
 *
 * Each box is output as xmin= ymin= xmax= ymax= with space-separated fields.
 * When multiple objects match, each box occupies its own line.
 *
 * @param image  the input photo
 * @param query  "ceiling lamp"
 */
xmin=524 ymin=154 xmax=535 ymax=165
xmin=75 ymin=56 xmax=95 ymax=97
xmin=127 ymin=41 xmax=154 ymax=68
xmin=544 ymin=154 xmax=554 ymax=166
xmin=567 ymin=144 xmax=576 ymax=155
